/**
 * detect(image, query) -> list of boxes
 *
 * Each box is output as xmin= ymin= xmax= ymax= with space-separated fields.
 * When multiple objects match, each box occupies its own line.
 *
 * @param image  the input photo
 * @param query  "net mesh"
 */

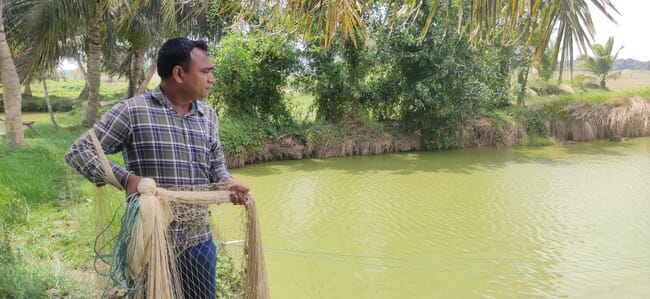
xmin=95 ymin=179 xmax=268 ymax=299
xmin=87 ymin=129 xmax=268 ymax=298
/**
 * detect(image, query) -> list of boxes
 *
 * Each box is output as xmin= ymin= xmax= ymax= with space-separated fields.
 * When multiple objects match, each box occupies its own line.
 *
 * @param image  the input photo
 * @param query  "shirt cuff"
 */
xmin=111 ymin=165 xmax=128 ymax=186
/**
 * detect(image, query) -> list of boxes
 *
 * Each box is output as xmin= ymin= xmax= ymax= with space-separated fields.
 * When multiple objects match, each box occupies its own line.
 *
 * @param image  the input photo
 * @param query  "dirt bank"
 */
xmin=226 ymin=97 xmax=650 ymax=168
xmin=225 ymin=129 xmax=422 ymax=169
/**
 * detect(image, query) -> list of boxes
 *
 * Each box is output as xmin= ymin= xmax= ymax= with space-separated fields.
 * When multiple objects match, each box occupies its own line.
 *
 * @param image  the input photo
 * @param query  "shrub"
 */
xmin=0 ymin=95 xmax=75 ymax=113
xmin=392 ymin=34 xmax=510 ymax=149
xmin=209 ymin=31 xmax=299 ymax=124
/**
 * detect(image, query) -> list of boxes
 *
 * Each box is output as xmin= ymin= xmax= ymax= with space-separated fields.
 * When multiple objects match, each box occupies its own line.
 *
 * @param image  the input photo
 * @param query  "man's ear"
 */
xmin=171 ymin=65 xmax=185 ymax=83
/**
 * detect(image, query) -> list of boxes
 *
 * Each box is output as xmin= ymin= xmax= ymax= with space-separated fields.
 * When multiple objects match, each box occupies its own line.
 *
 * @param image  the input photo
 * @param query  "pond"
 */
xmin=229 ymin=137 xmax=650 ymax=298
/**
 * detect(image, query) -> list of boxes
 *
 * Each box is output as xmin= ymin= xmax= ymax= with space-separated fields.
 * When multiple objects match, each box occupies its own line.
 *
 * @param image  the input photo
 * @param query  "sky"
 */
xmin=589 ymin=0 xmax=650 ymax=61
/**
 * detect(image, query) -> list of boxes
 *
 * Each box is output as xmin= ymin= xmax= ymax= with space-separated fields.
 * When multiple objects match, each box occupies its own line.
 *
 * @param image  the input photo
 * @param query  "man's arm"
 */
xmin=205 ymin=111 xmax=251 ymax=205
xmin=207 ymin=113 xmax=232 ymax=183
xmin=65 ymin=102 xmax=132 ymax=188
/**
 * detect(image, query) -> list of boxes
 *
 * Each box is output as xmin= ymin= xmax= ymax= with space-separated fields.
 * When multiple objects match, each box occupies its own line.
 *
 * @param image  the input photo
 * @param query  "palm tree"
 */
xmin=580 ymin=36 xmax=622 ymax=89
xmin=0 ymin=0 xmax=25 ymax=146
xmin=239 ymin=0 xmax=618 ymax=74
xmin=83 ymin=0 xmax=102 ymax=126
xmin=6 ymin=0 xmax=101 ymax=126
xmin=10 ymin=0 xmax=182 ymax=126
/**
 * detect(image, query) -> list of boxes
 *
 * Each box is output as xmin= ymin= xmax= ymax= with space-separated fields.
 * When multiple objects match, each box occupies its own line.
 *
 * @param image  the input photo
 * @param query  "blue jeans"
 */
xmin=177 ymin=238 xmax=218 ymax=299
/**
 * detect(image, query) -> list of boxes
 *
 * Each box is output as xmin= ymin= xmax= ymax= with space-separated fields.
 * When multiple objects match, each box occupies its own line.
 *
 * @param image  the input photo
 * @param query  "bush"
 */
xmin=298 ymin=36 xmax=370 ymax=123
xmin=505 ymin=105 xmax=550 ymax=139
xmin=0 ymin=95 xmax=75 ymax=113
xmin=527 ymin=79 xmax=565 ymax=96
xmin=209 ymin=31 xmax=299 ymax=124
xmin=391 ymin=32 xmax=509 ymax=149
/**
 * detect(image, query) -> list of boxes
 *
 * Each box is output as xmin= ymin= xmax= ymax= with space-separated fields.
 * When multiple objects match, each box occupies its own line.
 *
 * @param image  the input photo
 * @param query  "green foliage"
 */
xmin=363 ymin=67 xmax=403 ymax=121
xmin=390 ymin=28 xmax=510 ymax=149
xmin=536 ymin=45 xmax=556 ymax=82
xmin=528 ymin=87 xmax=650 ymax=108
xmin=527 ymin=78 xmax=566 ymax=96
xmin=216 ymin=255 xmax=244 ymax=298
xmin=0 ymin=124 xmax=81 ymax=205
xmin=303 ymin=121 xmax=346 ymax=151
xmin=0 ymin=119 xmax=99 ymax=298
xmin=219 ymin=115 xmax=297 ymax=157
xmin=0 ymin=188 xmax=29 ymax=226
xmin=210 ymin=31 xmax=299 ymax=123
xmin=505 ymin=106 xmax=550 ymax=139
xmin=205 ymin=0 xmax=239 ymax=42
xmin=0 ymin=250 xmax=48 ymax=299
xmin=0 ymin=95 xmax=75 ymax=113
xmin=298 ymin=36 xmax=370 ymax=123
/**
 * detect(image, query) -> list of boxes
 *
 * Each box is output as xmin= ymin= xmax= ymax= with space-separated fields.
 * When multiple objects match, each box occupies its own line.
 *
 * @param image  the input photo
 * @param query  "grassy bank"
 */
xmin=0 ymin=115 xmax=98 ymax=297
xmin=0 ymin=113 xmax=246 ymax=298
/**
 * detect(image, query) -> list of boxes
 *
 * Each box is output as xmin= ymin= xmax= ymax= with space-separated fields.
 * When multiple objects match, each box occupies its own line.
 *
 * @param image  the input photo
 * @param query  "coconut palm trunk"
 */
xmin=136 ymin=56 xmax=157 ymax=94
xmin=0 ymin=0 xmax=25 ymax=146
xmin=23 ymin=78 xmax=32 ymax=96
xmin=75 ymin=56 xmax=90 ymax=101
xmin=127 ymin=48 xmax=145 ymax=98
xmin=83 ymin=0 xmax=102 ymax=126
xmin=41 ymin=72 xmax=58 ymax=129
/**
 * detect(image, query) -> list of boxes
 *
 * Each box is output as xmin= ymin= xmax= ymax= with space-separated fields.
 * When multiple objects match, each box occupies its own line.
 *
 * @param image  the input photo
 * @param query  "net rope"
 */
xmin=88 ymin=130 xmax=269 ymax=299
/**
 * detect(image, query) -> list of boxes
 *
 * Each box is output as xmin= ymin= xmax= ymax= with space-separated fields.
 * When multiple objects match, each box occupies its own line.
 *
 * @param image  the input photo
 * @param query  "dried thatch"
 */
xmin=462 ymin=118 xmax=526 ymax=148
xmin=226 ymin=130 xmax=421 ymax=168
xmin=548 ymin=97 xmax=650 ymax=141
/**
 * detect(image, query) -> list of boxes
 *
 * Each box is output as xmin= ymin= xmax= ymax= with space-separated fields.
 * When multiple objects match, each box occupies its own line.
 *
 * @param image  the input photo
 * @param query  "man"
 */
xmin=65 ymin=37 xmax=249 ymax=298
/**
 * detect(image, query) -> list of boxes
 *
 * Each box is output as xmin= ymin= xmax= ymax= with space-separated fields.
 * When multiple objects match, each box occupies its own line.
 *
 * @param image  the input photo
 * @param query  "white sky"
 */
xmin=588 ymin=0 xmax=650 ymax=61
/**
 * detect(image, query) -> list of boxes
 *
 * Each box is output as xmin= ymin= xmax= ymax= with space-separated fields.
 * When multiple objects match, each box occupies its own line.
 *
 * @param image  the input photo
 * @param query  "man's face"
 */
xmin=184 ymin=48 xmax=215 ymax=99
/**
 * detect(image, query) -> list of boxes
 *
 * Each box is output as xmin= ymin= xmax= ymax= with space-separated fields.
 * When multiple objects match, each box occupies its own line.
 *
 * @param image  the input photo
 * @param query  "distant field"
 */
xmin=572 ymin=70 xmax=650 ymax=91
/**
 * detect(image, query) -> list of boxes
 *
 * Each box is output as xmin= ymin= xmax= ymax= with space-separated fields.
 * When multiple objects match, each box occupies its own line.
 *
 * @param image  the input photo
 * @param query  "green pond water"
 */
xmin=229 ymin=137 xmax=650 ymax=298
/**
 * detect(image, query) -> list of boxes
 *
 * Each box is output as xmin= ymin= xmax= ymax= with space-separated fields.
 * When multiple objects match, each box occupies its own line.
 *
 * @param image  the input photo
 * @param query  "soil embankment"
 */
xmin=225 ymin=97 xmax=650 ymax=169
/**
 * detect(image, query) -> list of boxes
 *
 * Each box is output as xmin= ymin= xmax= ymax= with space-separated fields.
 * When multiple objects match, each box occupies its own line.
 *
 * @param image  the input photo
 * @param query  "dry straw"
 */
xmin=551 ymin=97 xmax=650 ymax=141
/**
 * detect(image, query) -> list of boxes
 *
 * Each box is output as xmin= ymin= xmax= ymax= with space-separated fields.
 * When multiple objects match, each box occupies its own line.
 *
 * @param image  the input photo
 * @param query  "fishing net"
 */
xmin=87 ymin=130 xmax=269 ymax=299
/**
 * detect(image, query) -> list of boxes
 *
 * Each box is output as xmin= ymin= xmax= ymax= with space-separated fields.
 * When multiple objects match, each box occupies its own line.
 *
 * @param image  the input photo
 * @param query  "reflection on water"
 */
xmin=231 ymin=137 xmax=650 ymax=298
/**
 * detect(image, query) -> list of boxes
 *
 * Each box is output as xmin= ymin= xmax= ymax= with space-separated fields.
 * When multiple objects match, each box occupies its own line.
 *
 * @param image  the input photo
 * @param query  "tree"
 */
xmin=5 ymin=0 xmax=100 ymax=126
xmin=211 ymin=31 xmax=298 ymax=123
xmin=239 ymin=0 xmax=619 ymax=77
xmin=580 ymin=36 xmax=622 ymax=89
xmin=8 ymin=0 xmax=181 ymax=127
xmin=536 ymin=43 xmax=557 ymax=83
xmin=0 ymin=0 xmax=25 ymax=146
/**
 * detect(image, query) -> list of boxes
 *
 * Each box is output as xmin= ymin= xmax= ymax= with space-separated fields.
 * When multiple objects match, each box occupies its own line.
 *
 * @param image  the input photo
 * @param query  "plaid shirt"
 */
xmin=65 ymin=86 xmax=231 ymax=248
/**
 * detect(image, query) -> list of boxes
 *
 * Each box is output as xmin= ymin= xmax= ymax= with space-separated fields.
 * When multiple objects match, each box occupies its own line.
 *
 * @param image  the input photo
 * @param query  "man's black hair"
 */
xmin=157 ymin=37 xmax=209 ymax=79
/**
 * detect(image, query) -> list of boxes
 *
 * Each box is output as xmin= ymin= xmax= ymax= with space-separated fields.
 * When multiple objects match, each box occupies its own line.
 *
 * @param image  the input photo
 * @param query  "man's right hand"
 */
xmin=123 ymin=173 xmax=142 ymax=196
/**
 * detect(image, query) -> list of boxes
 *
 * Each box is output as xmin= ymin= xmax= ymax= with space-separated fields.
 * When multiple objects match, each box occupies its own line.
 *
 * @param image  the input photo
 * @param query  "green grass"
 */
xmin=287 ymin=92 xmax=316 ymax=121
xmin=0 ymin=78 xmax=139 ymax=297
xmin=14 ymin=78 xmax=130 ymax=99
xmin=0 ymin=116 xmax=102 ymax=297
